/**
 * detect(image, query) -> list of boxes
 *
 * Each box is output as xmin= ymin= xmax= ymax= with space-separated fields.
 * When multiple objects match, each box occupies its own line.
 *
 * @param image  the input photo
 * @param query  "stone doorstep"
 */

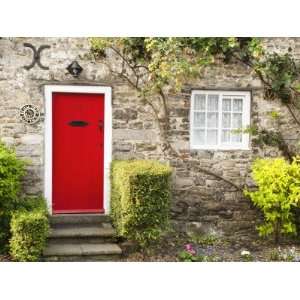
xmin=44 ymin=255 xmax=121 ymax=262
xmin=43 ymin=243 xmax=122 ymax=257
xmin=44 ymin=214 xmax=122 ymax=261
xmin=49 ymin=226 xmax=116 ymax=238
xmin=49 ymin=214 xmax=111 ymax=225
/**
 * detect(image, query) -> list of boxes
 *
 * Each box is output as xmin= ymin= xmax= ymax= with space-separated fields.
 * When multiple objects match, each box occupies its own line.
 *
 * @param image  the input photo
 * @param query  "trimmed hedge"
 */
xmin=111 ymin=160 xmax=172 ymax=246
xmin=0 ymin=143 xmax=26 ymax=250
xmin=9 ymin=197 xmax=49 ymax=262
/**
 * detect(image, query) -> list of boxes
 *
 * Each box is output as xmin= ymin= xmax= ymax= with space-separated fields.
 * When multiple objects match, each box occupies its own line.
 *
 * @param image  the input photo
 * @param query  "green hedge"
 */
xmin=111 ymin=160 xmax=172 ymax=246
xmin=9 ymin=197 xmax=49 ymax=262
xmin=0 ymin=143 xmax=26 ymax=250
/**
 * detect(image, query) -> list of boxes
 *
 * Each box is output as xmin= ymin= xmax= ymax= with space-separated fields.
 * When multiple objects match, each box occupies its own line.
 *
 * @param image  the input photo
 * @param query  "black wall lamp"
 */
xmin=67 ymin=60 xmax=83 ymax=77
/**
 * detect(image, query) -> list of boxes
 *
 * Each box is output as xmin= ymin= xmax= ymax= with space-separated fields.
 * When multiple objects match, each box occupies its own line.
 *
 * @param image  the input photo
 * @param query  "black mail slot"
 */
xmin=68 ymin=120 xmax=89 ymax=127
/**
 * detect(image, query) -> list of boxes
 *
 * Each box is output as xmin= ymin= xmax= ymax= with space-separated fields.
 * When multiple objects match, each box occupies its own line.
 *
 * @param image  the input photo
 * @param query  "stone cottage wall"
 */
xmin=1 ymin=37 xmax=300 ymax=241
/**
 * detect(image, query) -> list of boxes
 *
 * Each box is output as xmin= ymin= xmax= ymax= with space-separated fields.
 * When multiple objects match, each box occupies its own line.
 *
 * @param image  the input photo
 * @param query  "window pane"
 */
xmin=232 ymin=113 xmax=242 ymax=128
xmin=207 ymin=94 xmax=219 ymax=111
xmin=193 ymin=129 xmax=205 ymax=145
xmin=194 ymin=94 xmax=206 ymax=110
xmin=207 ymin=112 xmax=218 ymax=128
xmin=221 ymin=130 xmax=231 ymax=143
xmin=231 ymin=132 xmax=242 ymax=143
xmin=222 ymin=113 xmax=231 ymax=128
xmin=194 ymin=112 xmax=205 ymax=127
xmin=207 ymin=130 xmax=218 ymax=145
xmin=222 ymin=98 xmax=231 ymax=111
xmin=233 ymin=98 xmax=243 ymax=112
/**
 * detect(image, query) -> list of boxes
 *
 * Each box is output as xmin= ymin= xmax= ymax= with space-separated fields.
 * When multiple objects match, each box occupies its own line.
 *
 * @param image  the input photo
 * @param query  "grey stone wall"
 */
xmin=1 ymin=37 xmax=300 ymax=241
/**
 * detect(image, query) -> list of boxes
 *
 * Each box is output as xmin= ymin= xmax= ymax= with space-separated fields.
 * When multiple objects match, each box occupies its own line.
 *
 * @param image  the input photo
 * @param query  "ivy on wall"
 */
xmin=89 ymin=37 xmax=300 ymax=190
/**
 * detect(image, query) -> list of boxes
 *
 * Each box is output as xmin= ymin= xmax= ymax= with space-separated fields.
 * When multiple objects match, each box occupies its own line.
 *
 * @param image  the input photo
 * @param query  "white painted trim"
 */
xmin=44 ymin=85 xmax=112 ymax=215
xmin=190 ymin=90 xmax=251 ymax=150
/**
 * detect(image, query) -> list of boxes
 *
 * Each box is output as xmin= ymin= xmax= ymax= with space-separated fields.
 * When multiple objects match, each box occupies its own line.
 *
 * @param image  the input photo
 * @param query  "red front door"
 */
xmin=52 ymin=92 xmax=105 ymax=214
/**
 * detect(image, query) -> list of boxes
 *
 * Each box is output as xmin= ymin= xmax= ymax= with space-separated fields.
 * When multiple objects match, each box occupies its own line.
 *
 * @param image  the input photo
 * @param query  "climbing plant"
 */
xmin=90 ymin=37 xmax=300 ymax=189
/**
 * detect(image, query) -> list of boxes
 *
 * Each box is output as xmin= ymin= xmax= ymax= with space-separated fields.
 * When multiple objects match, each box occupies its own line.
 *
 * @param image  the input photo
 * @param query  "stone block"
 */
xmin=135 ymin=142 xmax=157 ymax=152
xmin=1 ymin=136 xmax=15 ymax=146
xmin=114 ymin=142 xmax=132 ymax=152
xmin=20 ymin=134 xmax=43 ymax=145
xmin=175 ymin=177 xmax=194 ymax=188
xmin=113 ymin=129 xmax=158 ymax=141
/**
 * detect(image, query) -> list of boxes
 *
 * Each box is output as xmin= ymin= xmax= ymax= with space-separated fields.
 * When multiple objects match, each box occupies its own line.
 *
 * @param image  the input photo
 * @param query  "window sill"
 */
xmin=190 ymin=146 xmax=251 ymax=151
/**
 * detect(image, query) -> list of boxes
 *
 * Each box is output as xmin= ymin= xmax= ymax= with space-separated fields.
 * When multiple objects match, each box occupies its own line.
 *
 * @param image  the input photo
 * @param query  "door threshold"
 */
xmin=53 ymin=209 xmax=105 ymax=215
xmin=52 ymin=213 xmax=107 ymax=216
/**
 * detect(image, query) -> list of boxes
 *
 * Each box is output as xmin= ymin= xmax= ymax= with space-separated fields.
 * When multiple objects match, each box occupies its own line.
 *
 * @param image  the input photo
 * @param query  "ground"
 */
xmin=2 ymin=228 xmax=300 ymax=262
xmin=0 ymin=254 xmax=11 ymax=262
xmin=119 ymin=229 xmax=300 ymax=262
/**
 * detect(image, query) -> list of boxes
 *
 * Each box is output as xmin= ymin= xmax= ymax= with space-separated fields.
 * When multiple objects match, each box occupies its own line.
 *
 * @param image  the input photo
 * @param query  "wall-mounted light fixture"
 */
xmin=66 ymin=60 xmax=83 ymax=77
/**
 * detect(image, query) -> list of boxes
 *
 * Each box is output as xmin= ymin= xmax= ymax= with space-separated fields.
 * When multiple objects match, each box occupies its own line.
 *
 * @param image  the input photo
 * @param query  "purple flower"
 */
xmin=206 ymin=246 xmax=213 ymax=256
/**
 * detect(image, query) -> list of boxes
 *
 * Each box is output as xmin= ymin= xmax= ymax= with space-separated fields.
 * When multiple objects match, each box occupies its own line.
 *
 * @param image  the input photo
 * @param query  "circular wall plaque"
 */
xmin=19 ymin=104 xmax=40 ymax=124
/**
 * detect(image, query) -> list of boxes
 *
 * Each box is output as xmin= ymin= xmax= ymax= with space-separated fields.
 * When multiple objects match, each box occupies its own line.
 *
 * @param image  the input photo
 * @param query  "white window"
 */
xmin=190 ymin=90 xmax=251 ymax=150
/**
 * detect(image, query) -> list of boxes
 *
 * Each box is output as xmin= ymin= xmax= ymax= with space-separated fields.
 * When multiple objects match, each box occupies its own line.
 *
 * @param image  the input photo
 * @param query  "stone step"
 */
xmin=50 ymin=214 xmax=111 ymax=226
xmin=44 ymin=214 xmax=122 ymax=261
xmin=49 ymin=236 xmax=116 ymax=244
xmin=44 ymin=254 xmax=121 ymax=262
xmin=48 ymin=225 xmax=117 ymax=244
xmin=43 ymin=243 xmax=122 ymax=262
xmin=49 ymin=225 xmax=116 ymax=239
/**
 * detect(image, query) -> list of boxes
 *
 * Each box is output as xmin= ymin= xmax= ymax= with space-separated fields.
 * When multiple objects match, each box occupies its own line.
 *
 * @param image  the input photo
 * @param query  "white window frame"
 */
xmin=190 ymin=90 xmax=251 ymax=150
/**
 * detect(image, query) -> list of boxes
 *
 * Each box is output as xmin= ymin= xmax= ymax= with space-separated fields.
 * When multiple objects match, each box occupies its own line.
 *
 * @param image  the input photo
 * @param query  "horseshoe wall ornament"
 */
xmin=23 ymin=43 xmax=50 ymax=70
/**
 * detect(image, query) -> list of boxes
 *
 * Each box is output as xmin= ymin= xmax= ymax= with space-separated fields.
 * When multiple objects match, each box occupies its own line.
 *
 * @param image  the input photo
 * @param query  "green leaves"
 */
xmin=0 ymin=143 xmax=49 ymax=258
xmin=0 ymin=143 xmax=26 ymax=249
xmin=111 ymin=160 xmax=172 ymax=247
xmin=9 ymin=206 xmax=49 ymax=262
xmin=90 ymin=38 xmax=300 ymax=149
xmin=257 ymin=52 xmax=299 ymax=103
xmin=89 ymin=37 xmax=261 ymax=96
xmin=245 ymin=157 xmax=300 ymax=242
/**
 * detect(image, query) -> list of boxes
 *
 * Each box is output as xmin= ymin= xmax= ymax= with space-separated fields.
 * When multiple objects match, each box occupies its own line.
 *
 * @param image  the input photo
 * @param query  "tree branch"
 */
xmin=198 ymin=167 xmax=243 ymax=191
xmin=285 ymin=102 xmax=300 ymax=127
xmin=96 ymin=43 xmax=247 ymax=193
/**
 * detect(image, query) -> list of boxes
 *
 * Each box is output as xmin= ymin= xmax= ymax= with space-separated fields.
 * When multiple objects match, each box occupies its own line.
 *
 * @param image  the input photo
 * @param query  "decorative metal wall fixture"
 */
xmin=23 ymin=43 xmax=50 ymax=70
xmin=19 ymin=104 xmax=41 ymax=124
xmin=66 ymin=60 xmax=83 ymax=77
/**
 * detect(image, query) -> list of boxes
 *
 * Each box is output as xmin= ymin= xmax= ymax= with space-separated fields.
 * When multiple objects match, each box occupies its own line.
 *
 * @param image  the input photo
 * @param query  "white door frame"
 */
xmin=44 ymin=85 xmax=112 ymax=215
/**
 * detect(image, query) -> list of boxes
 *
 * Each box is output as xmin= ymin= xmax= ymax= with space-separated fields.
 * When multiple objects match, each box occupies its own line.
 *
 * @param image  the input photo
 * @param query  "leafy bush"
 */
xmin=0 ymin=143 xmax=26 ymax=250
xmin=111 ymin=160 xmax=172 ymax=247
xmin=18 ymin=195 xmax=48 ymax=213
xmin=10 ymin=198 xmax=49 ymax=262
xmin=245 ymin=157 xmax=300 ymax=243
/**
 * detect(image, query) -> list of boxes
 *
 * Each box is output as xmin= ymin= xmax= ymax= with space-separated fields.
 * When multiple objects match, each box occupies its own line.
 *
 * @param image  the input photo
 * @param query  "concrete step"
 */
xmin=43 ymin=243 xmax=122 ymax=262
xmin=49 ymin=237 xmax=116 ymax=244
xmin=48 ymin=225 xmax=117 ymax=244
xmin=44 ymin=214 xmax=122 ymax=261
xmin=50 ymin=214 xmax=111 ymax=226
xmin=49 ymin=225 xmax=116 ymax=238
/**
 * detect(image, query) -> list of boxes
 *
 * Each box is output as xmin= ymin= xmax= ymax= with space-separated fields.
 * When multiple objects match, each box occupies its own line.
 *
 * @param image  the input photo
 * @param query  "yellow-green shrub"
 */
xmin=0 ymin=143 xmax=26 ymax=250
xmin=245 ymin=157 xmax=300 ymax=243
xmin=111 ymin=160 xmax=172 ymax=247
xmin=9 ymin=197 xmax=49 ymax=262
